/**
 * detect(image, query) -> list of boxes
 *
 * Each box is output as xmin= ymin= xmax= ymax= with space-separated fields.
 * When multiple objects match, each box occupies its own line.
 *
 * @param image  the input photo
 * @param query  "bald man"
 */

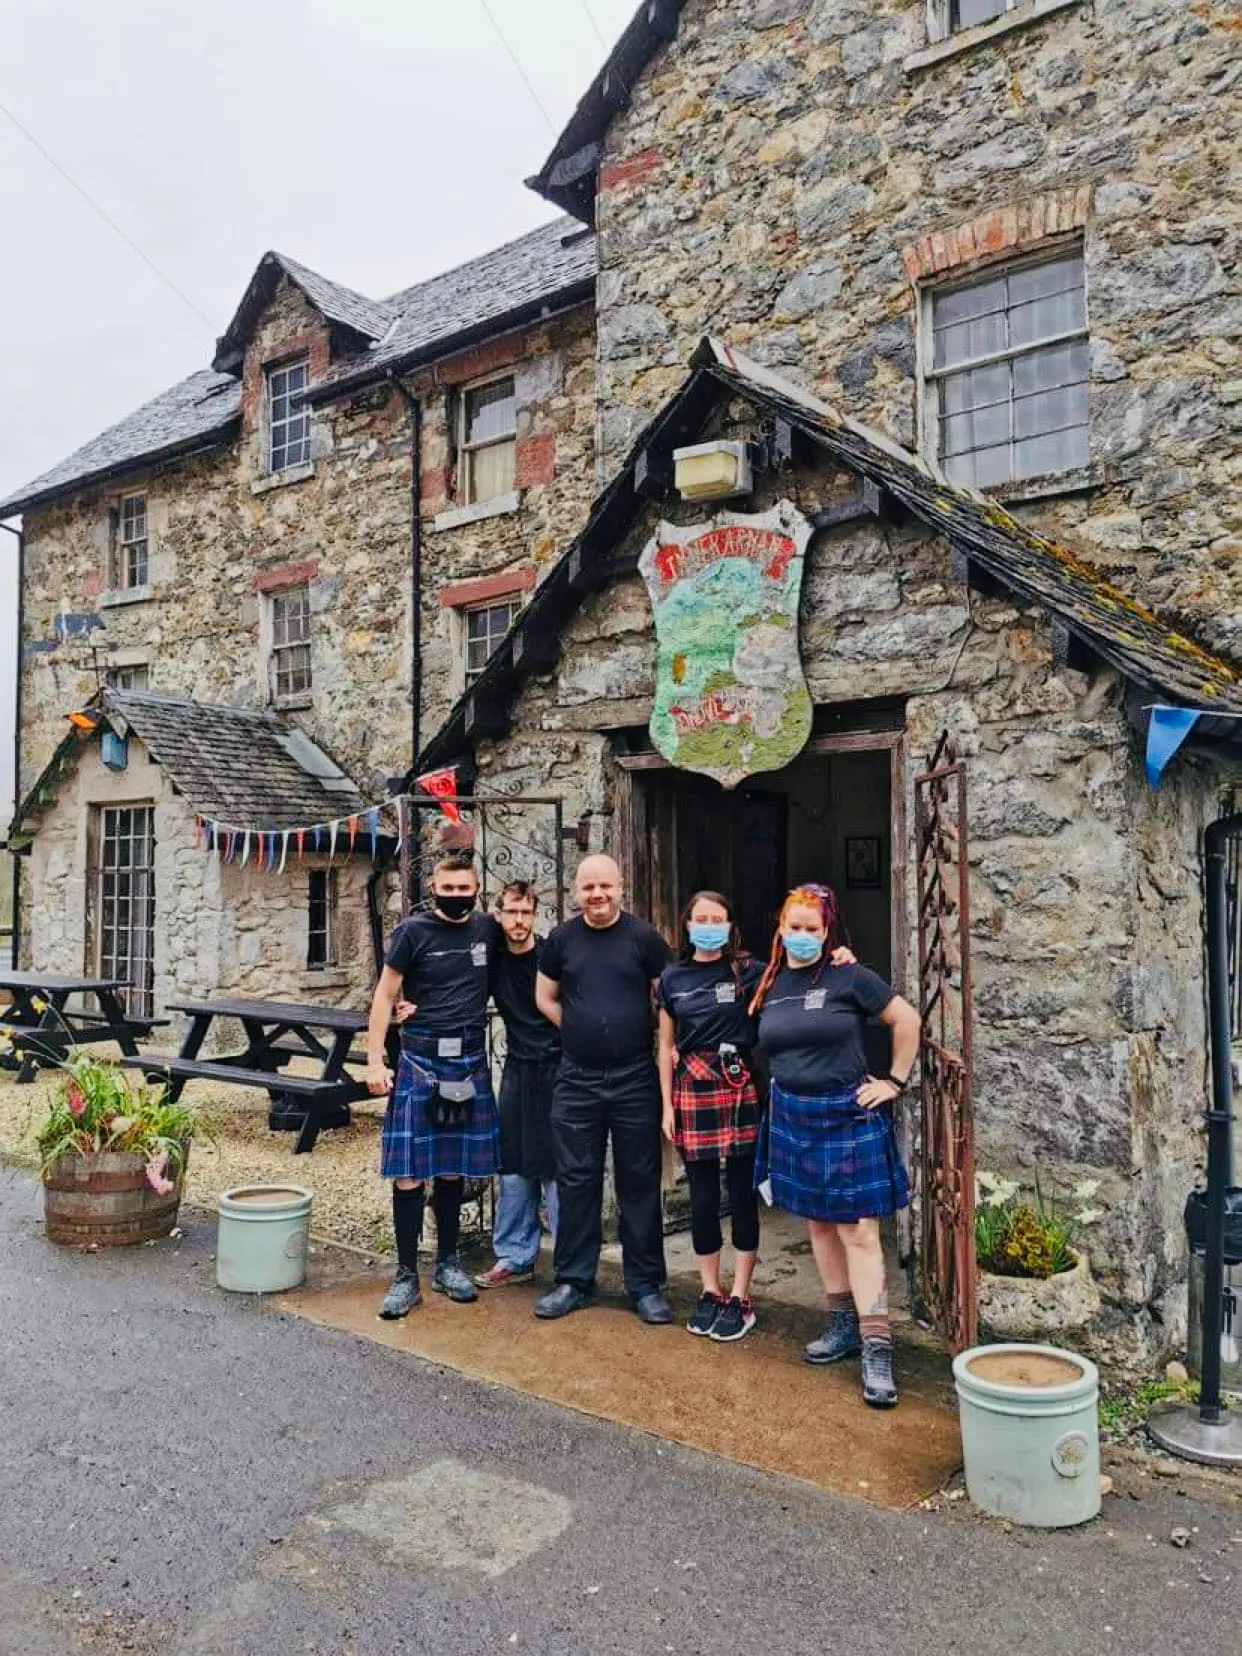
xmin=533 ymin=854 xmax=673 ymax=1323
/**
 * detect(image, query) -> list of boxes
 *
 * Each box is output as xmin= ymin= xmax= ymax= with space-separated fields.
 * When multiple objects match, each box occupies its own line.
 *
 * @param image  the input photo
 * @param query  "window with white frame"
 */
xmin=458 ymin=377 xmax=516 ymax=505
xmin=105 ymin=662 xmax=150 ymax=691
xmin=924 ymin=248 xmax=1088 ymax=489
xmin=307 ymin=868 xmax=338 ymax=969
xmin=464 ymin=598 xmax=521 ymax=684
xmin=268 ymin=584 xmax=312 ymax=702
xmin=113 ymin=494 xmax=149 ymax=589
xmin=267 ymin=357 xmax=311 ymax=473
xmin=953 ymin=0 xmax=1011 ymax=27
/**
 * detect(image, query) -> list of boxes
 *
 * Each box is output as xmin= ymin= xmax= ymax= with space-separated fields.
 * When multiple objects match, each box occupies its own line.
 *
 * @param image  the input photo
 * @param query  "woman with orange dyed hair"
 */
xmin=750 ymin=884 xmax=920 ymax=1408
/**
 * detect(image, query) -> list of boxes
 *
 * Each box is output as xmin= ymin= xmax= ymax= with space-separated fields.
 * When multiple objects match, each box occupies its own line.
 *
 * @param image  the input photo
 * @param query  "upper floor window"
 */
xmin=465 ymin=598 xmax=521 ymax=685
xmin=105 ymin=662 xmax=150 ymax=691
xmin=953 ymin=0 xmax=1010 ymax=26
xmin=924 ymin=248 xmax=1088 ymax=489
xmin=113 ymin=494 xmax=149 ymax=589
xmin=268 ymin=583 xmax=312 ymax=703
xmin=268 ymin=357 xmax=311 ymax=473
xmin=459 ymin=377 xmax=516 ymax=505
xmin=307 ymin=868 xmax=338 ymax=969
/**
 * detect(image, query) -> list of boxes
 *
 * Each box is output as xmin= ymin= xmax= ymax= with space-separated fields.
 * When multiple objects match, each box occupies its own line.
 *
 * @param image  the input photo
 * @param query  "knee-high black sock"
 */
xmin=392 ymin=1184 xmax=425 ymax=1276
xmin=432 ymin=1178 xmax=463 ymax=1263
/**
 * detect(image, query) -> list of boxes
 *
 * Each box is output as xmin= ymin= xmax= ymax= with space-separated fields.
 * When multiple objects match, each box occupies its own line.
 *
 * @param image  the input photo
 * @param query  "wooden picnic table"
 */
xmin=120 ymin=995 xmax=395 ymax=1155
xmin=0 ymin=971 xmax=163 ymax=1083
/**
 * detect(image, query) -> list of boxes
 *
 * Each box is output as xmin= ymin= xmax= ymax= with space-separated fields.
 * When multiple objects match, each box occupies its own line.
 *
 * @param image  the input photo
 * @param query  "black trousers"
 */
xmin=683 ymin=1151 xmax=760 ymax=1257
xmin=551 ymin=1054 xmax=666 ymax=1299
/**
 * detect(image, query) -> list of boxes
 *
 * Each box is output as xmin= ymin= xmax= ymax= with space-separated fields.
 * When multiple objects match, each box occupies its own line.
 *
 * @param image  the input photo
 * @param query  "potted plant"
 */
xmin=974 ymin=1172 xmax=1104 ymax=1344
xmin=8 ymin=1031 xmax=201 ymax=1246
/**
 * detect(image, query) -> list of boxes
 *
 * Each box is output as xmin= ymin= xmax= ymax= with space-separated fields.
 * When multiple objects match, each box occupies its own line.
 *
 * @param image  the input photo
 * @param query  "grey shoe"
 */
xmin=803 ymin=1307 xmax=861 ymax=1365
xmin=378 ymin=1270 xmax=422 ymax=1320
xmin=432 ymin=1259 xmax=478 ymax=1303
xmin=861 ymin=1338 xmax=898 ymax=1408
xmin=634 ymin=1290 xmax=673 ymax=1326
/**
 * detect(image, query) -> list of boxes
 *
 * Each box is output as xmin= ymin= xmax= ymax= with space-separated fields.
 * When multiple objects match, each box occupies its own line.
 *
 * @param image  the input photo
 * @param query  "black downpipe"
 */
xmin=1 ymin=521 xmax=23 ymax=968
xmin=1199 ymin=811 xmax=1242 ymax=1423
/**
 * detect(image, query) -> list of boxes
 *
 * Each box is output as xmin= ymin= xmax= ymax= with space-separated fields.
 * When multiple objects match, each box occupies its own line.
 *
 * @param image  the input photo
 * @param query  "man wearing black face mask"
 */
xmin=365 ymin=851 xmax=500 ymax=1318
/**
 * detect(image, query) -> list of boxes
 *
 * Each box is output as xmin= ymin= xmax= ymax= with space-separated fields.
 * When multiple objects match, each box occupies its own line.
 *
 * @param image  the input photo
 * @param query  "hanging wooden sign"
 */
xmin=638 ymin=502 xmax=814 ymax=789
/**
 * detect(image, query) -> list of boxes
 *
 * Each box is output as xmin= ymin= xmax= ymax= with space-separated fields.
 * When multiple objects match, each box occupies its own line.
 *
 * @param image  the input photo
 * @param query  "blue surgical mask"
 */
xmin=688 ymin=922 xmax=730 ymax=951
xmin=782 ymin=931 xmax=823 ymax=963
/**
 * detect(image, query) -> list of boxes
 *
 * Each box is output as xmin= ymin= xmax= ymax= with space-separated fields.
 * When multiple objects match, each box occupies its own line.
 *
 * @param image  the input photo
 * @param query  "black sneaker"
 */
xmin=686 ymin=1290 xmax=726 ymax=1336
xmin=709 ymin=1296 xmax=757 ymax=1343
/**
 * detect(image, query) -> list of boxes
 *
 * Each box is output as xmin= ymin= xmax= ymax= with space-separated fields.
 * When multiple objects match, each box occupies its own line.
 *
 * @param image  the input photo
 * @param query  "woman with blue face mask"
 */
xmin=749 ymin=884 xmax=920 ymax=1409
xmin=657 ymin=891 xmax=766 ymax=1342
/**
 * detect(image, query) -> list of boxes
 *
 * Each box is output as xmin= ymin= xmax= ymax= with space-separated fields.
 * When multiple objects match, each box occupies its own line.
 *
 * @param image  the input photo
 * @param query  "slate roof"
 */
xmin=528 ymin=0 xmax=687 ymax=224
xmin=417 ymin=337 xmax=1242 ymax=775
xmin=12 ymin=690 xmax=365 ymax=841
xmin=0 ymin=370 xmax=242 ymax=518
xmin=0 ymin=220 xmax=595 ymax=517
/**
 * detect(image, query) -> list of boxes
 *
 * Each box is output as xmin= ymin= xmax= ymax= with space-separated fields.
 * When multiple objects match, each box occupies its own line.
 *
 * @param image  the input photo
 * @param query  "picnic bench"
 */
xmin=121 ymin=996 xmax=395 ymax=1154
xmin=0 ymin=971 xmax=164 ymax=1083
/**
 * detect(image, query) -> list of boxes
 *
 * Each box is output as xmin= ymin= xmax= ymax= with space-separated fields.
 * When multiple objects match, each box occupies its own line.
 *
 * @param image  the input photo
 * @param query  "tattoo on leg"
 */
xmin=865 ymin=1291 xmax=888 ymax=1316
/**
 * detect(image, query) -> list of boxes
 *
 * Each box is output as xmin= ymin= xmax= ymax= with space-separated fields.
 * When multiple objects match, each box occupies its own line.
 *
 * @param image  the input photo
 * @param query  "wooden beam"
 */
xmin=1050 ymin=618 xmax=1097 ymax=674
xmin=634 ymin=446 xmax=672 ymax=501
xmin=810 ymin=480 xmax=886 ymax=531
xmin=512 ymin=628 xmax=560 ymax=674
xmin=950 ymin=547 xmax=1009 ymax=600
xmin=463 ymin=692 xmax=510 ymax=741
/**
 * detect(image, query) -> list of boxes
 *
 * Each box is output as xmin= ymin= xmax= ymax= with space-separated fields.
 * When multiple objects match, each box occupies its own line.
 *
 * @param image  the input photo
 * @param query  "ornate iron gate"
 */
xmin=914 ymin=733 xmax=977 ymax=1353
xmin=399 ymin=789 xmax=577 ymax=924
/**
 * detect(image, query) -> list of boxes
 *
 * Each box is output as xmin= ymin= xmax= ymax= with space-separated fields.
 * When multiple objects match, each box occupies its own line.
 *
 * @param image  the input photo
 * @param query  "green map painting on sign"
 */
xmin=638 ymin=504 xmax=814 ymax=789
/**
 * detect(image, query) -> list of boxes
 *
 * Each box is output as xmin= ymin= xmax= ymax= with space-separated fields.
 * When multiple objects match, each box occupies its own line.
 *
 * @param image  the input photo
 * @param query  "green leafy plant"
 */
xmin=975 ymin=1171 xmax=1104 ymax=1280
xmin=1 ymin=1010 xmax=201 ymax=1193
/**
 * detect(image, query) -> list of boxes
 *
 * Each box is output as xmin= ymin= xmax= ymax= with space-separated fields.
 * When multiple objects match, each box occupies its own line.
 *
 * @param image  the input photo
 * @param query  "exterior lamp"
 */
xmin=65 ymin=709 xmax=101 ymax=732
xmin=672 ymin=440 xmax=753 ymax=503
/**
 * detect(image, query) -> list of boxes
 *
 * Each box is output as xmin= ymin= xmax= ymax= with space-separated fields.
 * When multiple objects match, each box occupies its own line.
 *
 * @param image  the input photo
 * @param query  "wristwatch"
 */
xmin=887 ymin=1073 xmax=911 ymax=1095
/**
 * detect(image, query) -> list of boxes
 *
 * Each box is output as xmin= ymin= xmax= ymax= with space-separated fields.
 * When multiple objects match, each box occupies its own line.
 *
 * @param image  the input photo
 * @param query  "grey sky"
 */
xmin=0 ymin=0 xmax=635 ymax=817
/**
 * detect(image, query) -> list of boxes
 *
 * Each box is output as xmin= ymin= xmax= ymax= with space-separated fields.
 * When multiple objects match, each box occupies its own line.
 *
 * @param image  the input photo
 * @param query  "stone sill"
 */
xmin=99 ymin=585 xmax=153 ymax=609
xmin=904 ymin=0 xmax=1082 ymax=74
xmin=431 ymin=492 xmax=521 ymax=533
xmin=252 ymin=461 xmax=316 ymax=496
xmin=272 ymin=692 xmax=313 ymax=713
xmin=985 ymin=463 xmax=1107 ymax=506
xmin=299 ymin=968 xmax=349 ymax=990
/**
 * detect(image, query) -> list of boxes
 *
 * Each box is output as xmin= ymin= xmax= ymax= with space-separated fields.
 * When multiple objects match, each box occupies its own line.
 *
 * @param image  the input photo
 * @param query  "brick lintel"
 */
xmin=438 ymin=567 xmax=535 ymax=610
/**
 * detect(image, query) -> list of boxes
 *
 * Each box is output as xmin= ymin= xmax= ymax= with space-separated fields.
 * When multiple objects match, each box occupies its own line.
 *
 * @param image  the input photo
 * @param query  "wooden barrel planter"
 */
xmin=43 ymin=1152 xmax=183 ymax=1247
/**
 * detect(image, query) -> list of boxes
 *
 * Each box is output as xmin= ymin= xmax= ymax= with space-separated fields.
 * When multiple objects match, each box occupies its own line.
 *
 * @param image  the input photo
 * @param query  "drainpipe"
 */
xmin=386 ymin=372 xmax=422 ymax=914
xmin=1 ymin=520 xmax=23 ymax=968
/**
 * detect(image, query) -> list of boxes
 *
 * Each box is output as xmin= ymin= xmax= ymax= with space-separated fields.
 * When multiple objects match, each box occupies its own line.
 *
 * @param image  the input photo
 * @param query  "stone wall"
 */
xmin=17 ymin=281 xmax=596 ymax=808
xmin=23 ymin=732 xmax=381 ymax=1025
xmin=593 ymin=0 xmax=1242 ymax=653
xmin=470 ymin=402 xmax=1223 ymax=1363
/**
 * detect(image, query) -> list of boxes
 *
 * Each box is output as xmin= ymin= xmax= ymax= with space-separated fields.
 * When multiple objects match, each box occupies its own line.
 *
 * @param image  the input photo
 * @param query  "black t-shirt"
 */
xmin=490 ymin=938 xmax=560 ymax=1063
xmin=538 ymin=911 xmax=671 ymax=1066
xmin=384 ymin=910 xmax=499 ymax=1036
xmin=757 ymin=962 xmax=895 ymax=1095
xmin=658 ymin=956 xmax=763 ymax=1053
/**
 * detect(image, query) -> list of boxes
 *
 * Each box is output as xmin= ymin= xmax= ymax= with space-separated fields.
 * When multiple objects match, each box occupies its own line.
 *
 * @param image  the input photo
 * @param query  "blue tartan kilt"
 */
xmin=756 ymin=1080 xmax=910 ymax=1223
xmin=380 ymin=1050 xmax=500 ymax=1182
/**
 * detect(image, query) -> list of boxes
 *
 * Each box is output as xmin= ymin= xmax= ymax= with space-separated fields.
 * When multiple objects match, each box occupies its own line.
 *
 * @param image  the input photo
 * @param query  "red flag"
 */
xmin=416 ymin=766 xmax=461 ymax=824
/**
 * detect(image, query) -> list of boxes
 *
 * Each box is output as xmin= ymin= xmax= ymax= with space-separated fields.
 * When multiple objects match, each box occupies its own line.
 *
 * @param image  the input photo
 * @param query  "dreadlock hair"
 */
xmin=749 ymin=883 xmax=850 ymax=1015
xmin=677 ymin=889 xmax=750 ymax=990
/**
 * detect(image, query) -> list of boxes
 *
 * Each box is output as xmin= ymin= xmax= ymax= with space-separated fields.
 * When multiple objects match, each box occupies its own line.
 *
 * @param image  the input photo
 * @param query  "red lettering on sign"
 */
xmin=653 ymin=526 xmax=796 ymax=587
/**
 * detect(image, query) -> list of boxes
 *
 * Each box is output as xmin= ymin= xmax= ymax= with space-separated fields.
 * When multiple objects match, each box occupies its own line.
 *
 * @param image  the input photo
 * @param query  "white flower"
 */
xmin=1074 ymin=1207 xmax=1105 ymax=1226
xmin=1072 ymin=1178 xmax=1102 ymax=1201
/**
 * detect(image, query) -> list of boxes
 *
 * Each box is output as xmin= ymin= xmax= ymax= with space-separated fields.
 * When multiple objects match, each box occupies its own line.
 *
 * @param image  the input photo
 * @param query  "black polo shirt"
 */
xmin=490 ymin=937 xmax=561 ymax=1063
xmin=538 ymin=911 xmax=671 ymax=1066
xmin=385 ymin=910 xmax=499 ymax=1036
xmin=657 ymin=956 xmax=763 ymax=1053
xmin=757 ymin=963 xmax=895 ymax=1095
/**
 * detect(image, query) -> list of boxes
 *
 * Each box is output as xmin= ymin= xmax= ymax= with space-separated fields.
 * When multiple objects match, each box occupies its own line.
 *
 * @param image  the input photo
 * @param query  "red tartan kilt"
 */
xmin=672 ymin=1050 xmax=761 ymax=1162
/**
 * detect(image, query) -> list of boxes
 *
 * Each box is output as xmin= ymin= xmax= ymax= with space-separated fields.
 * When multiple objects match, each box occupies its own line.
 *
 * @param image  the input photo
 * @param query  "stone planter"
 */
xmin=978 ymin=1251 xmax=1101 ymax=1344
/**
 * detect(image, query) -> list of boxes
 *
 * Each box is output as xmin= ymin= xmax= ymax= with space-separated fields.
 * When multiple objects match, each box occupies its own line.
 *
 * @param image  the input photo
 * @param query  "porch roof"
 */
xmin=416 ymin=337 xmax=1242 ymax=777
xmin=10 ymin=689 xmax=364 ymax=844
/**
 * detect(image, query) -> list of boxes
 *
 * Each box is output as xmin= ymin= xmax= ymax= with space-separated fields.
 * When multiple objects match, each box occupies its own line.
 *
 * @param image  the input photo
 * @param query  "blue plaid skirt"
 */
xmin=756 ymin=1081 xmax=909 ymax=1223
xmin=380 ymin=1049 xmax=499 ymax=1182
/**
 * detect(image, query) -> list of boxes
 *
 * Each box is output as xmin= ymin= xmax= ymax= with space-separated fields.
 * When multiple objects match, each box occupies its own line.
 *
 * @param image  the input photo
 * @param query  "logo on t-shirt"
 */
xmin=470 ymin=942 xmax=488 ymax=968
xmin=715 ymin=982 xmax=737 ymax=1004
xmin=804 ymin=988 xmax=827 ymax=1011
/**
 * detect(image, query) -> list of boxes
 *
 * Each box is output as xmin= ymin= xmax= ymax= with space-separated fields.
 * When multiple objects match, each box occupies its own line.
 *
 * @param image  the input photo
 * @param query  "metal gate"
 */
xmin=398 ymin=789 xmax=579 ymax=925
xmin=913 ymin=733 xmax=977 ymax=1353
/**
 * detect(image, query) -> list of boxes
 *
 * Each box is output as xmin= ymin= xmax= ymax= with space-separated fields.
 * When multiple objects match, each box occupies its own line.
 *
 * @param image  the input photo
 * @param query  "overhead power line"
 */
xmin=477 ymin=0 xmax=558 ymax=134
xmin=0 ymin=95 xmax=215 ymax=331
xmin=579 ymin=0 xmax=609 ymax=51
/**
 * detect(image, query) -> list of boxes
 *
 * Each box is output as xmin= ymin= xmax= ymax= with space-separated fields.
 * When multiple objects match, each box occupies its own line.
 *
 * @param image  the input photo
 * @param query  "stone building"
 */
xmin=4 ymin=0 xmax=1241 ymax=1357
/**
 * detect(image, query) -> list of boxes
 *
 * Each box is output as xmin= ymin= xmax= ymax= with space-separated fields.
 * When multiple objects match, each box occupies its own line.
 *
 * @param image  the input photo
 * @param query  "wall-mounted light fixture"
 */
xmin=672 ymin=440 xmax=753 ymax=503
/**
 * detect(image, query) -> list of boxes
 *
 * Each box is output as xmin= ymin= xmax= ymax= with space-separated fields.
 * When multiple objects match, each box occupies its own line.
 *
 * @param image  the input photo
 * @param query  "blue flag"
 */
xmin=1145 ymin=705 xmax=1200 ymax=789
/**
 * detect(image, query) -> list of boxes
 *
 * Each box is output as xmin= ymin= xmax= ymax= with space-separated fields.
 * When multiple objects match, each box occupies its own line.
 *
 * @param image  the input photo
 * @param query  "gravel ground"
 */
xmin=0 ymin=1059 xmax=407 ymax=1254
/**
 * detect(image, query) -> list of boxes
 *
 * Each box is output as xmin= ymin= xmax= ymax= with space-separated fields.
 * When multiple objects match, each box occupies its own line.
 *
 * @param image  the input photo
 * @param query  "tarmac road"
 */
xmin=0 ymin=1167 xmax=1236 ymax=1656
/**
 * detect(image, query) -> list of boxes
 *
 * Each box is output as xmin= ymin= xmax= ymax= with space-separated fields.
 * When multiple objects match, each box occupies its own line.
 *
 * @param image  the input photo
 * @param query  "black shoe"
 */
xmin=378 ymin=1270 xmax=422 ymax=1320
xmin=686 ymin=1290 xmax=726 ymax=1336
xmin=709 ymin=1296 xmax=757 ymax=1343
xmin=431 ymin=1259 xmax=478 ymax=1303
xmin=804 ymin=1308 xmax=861 ymax=1365
xmin=861 ymin=1338 xmax=898 ymax=1408
xmin=634 ymin=1290 xmax=673 ymax=1326
xmin=534 ymin=1283 xmax=590 ymax=1320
